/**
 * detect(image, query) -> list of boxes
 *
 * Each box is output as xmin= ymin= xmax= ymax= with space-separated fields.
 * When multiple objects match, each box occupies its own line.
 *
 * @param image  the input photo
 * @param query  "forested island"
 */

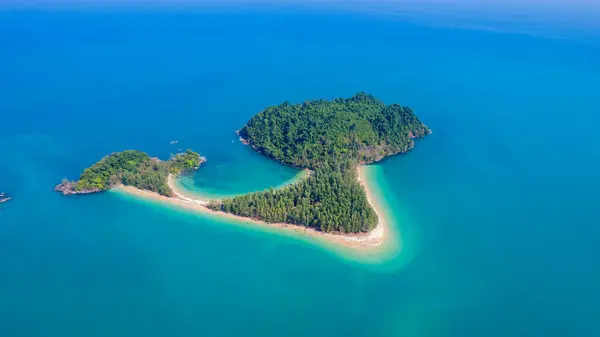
xmin=209 ymin=93 xmax=430 ymax=234
xmin=55 ymin=150 xmax=205 ymax=197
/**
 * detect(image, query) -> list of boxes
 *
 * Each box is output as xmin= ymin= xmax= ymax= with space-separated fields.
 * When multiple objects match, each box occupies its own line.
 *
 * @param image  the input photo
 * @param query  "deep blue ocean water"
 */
xmin=1 ymin=8 xmax=599 ymax=337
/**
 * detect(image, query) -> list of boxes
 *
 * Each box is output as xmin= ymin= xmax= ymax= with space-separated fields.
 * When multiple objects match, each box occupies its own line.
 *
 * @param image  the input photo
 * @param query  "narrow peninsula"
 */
xmin=57 ymin=93 xmax=429 ymax=250
xmin=55 ymin=150 xmax=205 ymax=197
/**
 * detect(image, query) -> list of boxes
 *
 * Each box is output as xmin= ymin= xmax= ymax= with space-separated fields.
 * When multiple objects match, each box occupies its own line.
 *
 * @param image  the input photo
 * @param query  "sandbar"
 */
xmin=114 ymin=166 xmax=388 ymax=250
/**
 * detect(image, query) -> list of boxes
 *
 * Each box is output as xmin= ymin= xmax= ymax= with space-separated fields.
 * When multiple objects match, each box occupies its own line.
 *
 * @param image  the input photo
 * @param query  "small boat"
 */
xmin=0 ymin=192 xmax=11 ymax=203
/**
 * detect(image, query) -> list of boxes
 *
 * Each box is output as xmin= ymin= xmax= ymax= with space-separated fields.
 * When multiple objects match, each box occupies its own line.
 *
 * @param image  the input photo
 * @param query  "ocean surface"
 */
xmin=1 ymin=7 xmax=600 ymax=337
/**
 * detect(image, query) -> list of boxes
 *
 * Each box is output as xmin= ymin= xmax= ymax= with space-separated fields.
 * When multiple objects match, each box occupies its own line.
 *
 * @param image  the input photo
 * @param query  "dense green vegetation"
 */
xmin=214 ymin=163 xmax=378 ymax=233
xmin=211 ymin=93 xmax=429 ymax=234
xmin=61 ymin=150 xmax=203 ymax=197
xmin=239 ymin=92 xmax=429 ymax=169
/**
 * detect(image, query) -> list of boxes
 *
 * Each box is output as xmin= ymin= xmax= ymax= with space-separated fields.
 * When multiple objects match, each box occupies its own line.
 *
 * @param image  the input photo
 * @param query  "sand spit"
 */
xmin=115 ymin=166 xmax=388 ymax=250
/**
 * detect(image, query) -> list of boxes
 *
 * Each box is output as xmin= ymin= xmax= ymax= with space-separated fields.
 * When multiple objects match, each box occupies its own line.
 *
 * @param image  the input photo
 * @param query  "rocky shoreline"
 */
xmin=54 ymin=151 xmax=207 ymax=196
xmin=235 ymin=130 xmax=250 ymax=145
xmin=238 ymin=127 xmax=431 ymax=168
xmin=54 ymin=181 xmax=104 ymax=195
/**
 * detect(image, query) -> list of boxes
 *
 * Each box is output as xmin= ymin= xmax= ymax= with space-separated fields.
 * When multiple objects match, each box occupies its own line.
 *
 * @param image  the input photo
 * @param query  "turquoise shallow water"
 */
xmin=172 ymin=142 xmax=301 ymax=200
xmin=1 ymin=8 xmax=600 ymax=337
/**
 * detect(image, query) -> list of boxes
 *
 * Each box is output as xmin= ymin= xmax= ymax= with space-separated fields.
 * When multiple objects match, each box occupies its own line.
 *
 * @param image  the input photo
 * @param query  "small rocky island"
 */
xmin=0 ymin=192 xmax=11 ymax=203
xmin=55 ymin=149 xmax=205 ymax=197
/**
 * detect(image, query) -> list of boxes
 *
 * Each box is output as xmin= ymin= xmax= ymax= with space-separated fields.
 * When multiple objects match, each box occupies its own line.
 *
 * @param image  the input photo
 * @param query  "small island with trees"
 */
xmin=55 ymin=150 xmax=205 ymax=197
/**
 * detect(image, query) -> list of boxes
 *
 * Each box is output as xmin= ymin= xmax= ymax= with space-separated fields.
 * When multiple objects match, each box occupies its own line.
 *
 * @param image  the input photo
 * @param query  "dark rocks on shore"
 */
xmin=54 ymin=181 xmax=102 ymax=196
xmin=239 ymin=137 xmax=250 ymax=145
xmin=235 ymin=130 xmax=250 ymax=145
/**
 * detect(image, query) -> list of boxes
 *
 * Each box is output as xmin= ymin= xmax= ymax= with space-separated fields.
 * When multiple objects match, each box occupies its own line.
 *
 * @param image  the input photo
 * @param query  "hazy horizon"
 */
xmin=1 ymin=2 xmax=599 ymax=337
xmin=3 ymin=0 xmax=599 ymax=42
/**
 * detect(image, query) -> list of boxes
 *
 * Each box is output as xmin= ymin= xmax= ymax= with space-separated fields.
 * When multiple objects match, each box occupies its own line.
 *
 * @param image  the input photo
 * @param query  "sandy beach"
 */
xmin=115 ymin=166 xmax=387 ymax=250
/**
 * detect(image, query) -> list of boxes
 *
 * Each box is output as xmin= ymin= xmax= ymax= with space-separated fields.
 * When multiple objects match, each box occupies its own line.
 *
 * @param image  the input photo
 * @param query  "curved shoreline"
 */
xmin=168 ymin=168 xmax=310 ymax=201
xmin=115 ymin=166 xmax=388 ymax=250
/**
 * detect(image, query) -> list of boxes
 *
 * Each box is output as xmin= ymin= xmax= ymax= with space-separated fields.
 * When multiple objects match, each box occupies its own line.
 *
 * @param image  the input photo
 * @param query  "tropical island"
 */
xmin=55 ymin=150 xmax=205 ymax=197
xmin=209 ymin=92 xmax=430 ymax=234
xmin=56 ymin=93 xmax=429 ymax=248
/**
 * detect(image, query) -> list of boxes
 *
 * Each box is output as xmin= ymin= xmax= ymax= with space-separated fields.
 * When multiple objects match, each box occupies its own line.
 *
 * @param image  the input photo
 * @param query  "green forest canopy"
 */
xmin=210 ymin=93 xmax=430 ymax=234
xmin=64 ymin=149 xmax=203 ymax=197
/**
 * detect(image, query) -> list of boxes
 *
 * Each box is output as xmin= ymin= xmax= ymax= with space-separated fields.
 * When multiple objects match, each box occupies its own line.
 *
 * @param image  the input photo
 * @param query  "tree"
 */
xmin=210 ymin=93 xmax=429 ymax=233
